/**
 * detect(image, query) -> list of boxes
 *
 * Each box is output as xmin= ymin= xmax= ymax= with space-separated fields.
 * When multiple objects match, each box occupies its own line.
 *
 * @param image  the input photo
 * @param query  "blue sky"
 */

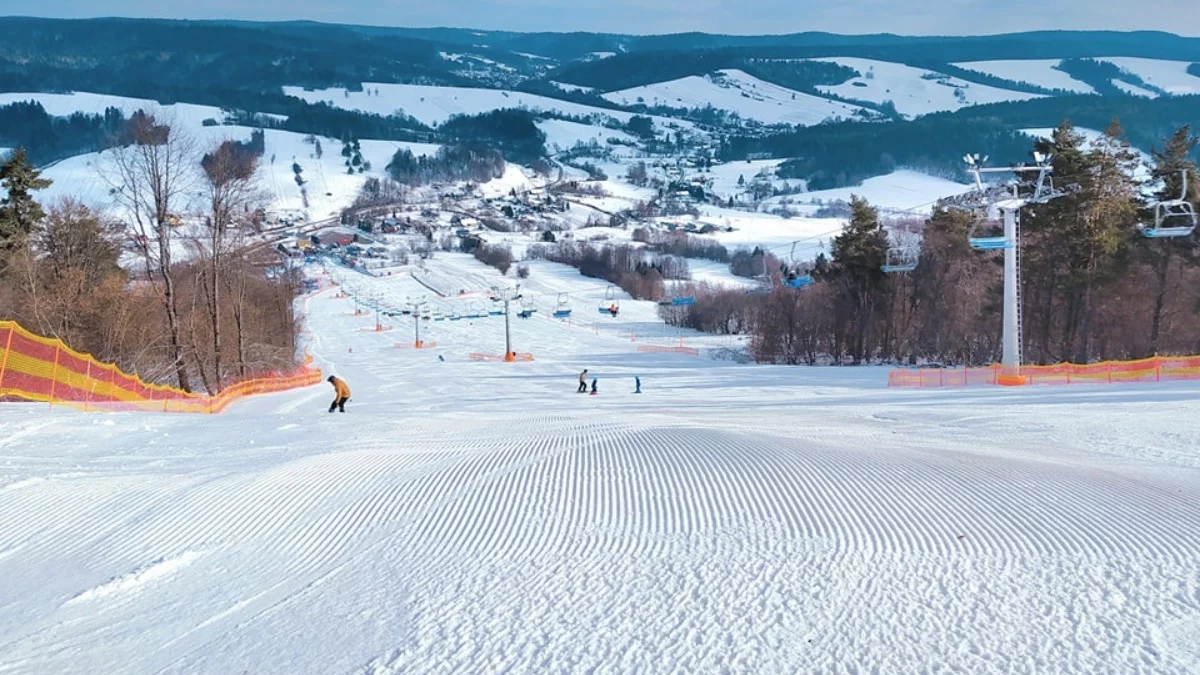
xmin=4 ymin=0 xmax=1198 ymax=35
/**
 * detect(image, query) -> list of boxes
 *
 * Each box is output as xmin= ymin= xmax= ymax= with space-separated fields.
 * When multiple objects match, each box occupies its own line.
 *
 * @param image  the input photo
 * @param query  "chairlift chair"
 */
xmin=880 ymin=246 xmax=918 ymax=273
xmin=598 ymin=286 xmax=620 ymax=316
xmin=658 ymin=292 xmax=696 ymax=307
xmin=781 ymin=241 xmax=814 ymax=289
xmin=489 ymin=301 xmax=504 ymax=316
xmin=1140 ymin=170 xmax=1197 ymax=239
xmin=467 ymin=302 xmax=486 ymax=319
xmin=553 ymin=293 xmax=573 ymax=319
xmin=518 ymin=298 xmax=537 ymax=319
xmin=967 ymin=216 xmax=1011 ymax=251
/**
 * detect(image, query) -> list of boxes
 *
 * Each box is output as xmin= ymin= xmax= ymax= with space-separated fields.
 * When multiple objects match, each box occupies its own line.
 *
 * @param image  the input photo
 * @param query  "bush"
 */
xmin=516 ymin=264 xmax=530 ymax=279
xmin=473 ymin=243 xmax=514 ymax=275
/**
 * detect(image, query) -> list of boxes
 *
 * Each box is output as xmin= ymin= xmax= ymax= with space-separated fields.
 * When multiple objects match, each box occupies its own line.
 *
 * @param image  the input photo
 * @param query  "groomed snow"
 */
xmin=952 ymin=59 xmax=1095 ymax=94
xmin=2 ymin=254 xmax=1200 ymax=673
xmin=813 ymin=58 xmax=1041 ymax=117
xmin=602 ymin=69 xmax=869 ymax=126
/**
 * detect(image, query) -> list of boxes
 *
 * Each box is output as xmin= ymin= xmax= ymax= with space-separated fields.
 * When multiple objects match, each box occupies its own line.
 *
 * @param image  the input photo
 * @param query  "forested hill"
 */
xmin=2 ymin=17 xmax=1199 ymax=185
xmin=4 ymin=17 xmax=1200 ymax=96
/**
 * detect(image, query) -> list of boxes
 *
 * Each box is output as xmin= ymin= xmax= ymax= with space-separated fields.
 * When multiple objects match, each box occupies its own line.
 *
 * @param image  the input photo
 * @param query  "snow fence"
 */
xmin=889 ymin=356 xmax=1200 ymax=388
xmin=0 ymin=320 xmax=322 ymax=413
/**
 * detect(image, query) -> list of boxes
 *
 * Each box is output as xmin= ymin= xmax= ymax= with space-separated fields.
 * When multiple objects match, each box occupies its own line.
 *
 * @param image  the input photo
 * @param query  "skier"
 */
xmin=578 ymin=369 xmax=589 ymax=393
xmin=608 ymin=304 xmax=618 ymax=317
xmin=327 ymin=375 xmax=351 ymax=413
xmin=590 ymin=378 xmax=598 ymax=395
xmin=635 ymin=376 xmax=641 ymax=394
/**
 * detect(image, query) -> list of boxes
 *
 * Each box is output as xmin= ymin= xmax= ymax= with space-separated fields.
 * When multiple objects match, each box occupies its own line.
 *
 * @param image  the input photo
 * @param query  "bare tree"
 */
xmin=198 ymin=138 xmax=265 ymax=389
xmin=103 ymin=110 xmax=198 ymax=390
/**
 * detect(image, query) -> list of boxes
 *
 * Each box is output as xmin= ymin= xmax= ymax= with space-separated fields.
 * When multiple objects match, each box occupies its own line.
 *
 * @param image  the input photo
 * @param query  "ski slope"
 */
xmin=2 ymin=255 xmax=1200 ymax=674
xmin=812 ymin=58 xmax=1041 ymax=117
xmin=602 ymin=69 xmax=869 ymax=126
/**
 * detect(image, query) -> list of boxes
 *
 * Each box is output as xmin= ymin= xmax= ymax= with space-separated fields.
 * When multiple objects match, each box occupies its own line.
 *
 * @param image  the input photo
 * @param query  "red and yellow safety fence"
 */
xmin=888 ymin=355 xmax=1200 ymax=388
xmin=0 ymin=320 xmax=322 ymax=413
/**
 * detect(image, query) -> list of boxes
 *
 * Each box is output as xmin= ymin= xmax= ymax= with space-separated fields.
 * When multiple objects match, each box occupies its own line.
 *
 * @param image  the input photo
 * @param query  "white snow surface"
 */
xmin=1112 ymin=79 xmax=1159 ymax=98
xmin=2 ymin=254 xmax=1200 ymax=673
xmin=798 ymin=170 xmax=975 ymax=214
xmin=282 ymin=82 xmax=691 ymax=130
xmin=1104 ymin=57 xmax=1200 ymax=96
xmin=537 ymin=118 xmax=639 ymax=155
xmin=952 ymin=59 xmax=1096 ymax=94
xmin=602 ymin=69 xmax=869 ymax=126
xmin=0 ymin=91 xmax=442 ymax=220
xmin=37 ymin=128 xmax=440 ymax=222
xmin=813 ymin=58 xmax=1041 ymax=117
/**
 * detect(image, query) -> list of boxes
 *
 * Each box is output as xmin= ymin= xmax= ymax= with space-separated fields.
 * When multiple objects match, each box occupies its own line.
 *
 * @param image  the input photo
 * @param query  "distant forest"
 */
xmin=724 ymin=94 xmax=1200 ymax=189
xmin=3 ymin=18 xmax=1200 ymax=184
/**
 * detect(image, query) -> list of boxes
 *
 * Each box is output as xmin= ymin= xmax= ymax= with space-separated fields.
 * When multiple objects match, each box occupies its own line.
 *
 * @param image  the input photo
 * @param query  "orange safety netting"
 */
xmin=469 ymin=352 xmax=535 ymax=362
xmin=0 ymin=320 xmax=322 ymax=413
xmin=888 ymin=355 xmax=1200 ymax=388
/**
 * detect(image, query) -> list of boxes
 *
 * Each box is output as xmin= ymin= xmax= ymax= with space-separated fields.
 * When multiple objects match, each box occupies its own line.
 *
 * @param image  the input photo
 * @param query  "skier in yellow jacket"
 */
xmin=328 ymin=375 xmax=351 ymax=413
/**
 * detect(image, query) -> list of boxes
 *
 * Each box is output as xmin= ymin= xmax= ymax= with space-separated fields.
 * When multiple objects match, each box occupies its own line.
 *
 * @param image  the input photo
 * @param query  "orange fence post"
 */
xmin=1155 ymin=356 xmax=1161 ymax=382
xmin=0 ymin=323 xmax=14 ymax=391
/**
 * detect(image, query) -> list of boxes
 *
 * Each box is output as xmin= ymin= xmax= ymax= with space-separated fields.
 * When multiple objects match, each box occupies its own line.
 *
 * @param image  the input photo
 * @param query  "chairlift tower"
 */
xmin=492 ymin=284 xmax=523 ymax=361
xmin=949 ymin=153 xmax=1071 ymax=383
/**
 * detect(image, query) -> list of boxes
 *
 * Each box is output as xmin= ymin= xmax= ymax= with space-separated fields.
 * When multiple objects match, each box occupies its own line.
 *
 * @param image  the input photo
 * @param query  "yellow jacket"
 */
xmin=331 ymin=377 xmax=351 ymax=398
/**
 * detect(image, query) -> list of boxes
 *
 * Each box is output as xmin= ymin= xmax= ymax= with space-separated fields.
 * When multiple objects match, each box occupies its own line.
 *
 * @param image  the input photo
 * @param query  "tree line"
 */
xmin=682 ymin=122 xmax=1200 ymax=365
xmin=0 ymin=115 xmax=302 ymax=393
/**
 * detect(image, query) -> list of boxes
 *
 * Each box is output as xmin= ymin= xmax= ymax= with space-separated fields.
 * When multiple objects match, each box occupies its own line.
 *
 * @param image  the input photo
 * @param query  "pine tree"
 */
xmin=1144 ymin=125 xmax=1199 ymax=355
xmin=817 ymin=195 xmax=888 ymax=362
xmin=0 ymin=148 xmax=52 ymax=248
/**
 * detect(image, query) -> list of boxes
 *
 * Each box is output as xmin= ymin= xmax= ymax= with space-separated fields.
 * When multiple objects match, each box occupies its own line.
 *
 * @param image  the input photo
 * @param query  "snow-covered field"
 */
xmin=37 ymin=127 xmax=439 ymax=221
xmin=953 ymin=59 xmax=1096 ymax=94
xmin=537 ymin=118 xmax=639 ymax=155
xmin=813 ymin=58 xmax=1041 ymax=117
xmin=795 ymin=169 xmax=974 ymax=215
xmin=3 ymin=92 xmax=441 ymax=220
xmin=2 ymin=254 xmax=1200 ymax=674
xmin=602 ymin=69 xmax=869 ymax=126
xmin=1105 ymin=57 xmax=1200 ymax=96
xmin=282 ymin=83 xmax=690 ymax=131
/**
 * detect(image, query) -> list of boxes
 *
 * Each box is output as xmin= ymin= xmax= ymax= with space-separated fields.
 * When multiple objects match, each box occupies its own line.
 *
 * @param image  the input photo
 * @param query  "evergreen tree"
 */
xmin=1144 ymin=125 xmax=1200 ymax=355
xmin=817 ymin=196 xmax=888 ymax=362
xmin=0 ymin=148 xmax=52 ymax=248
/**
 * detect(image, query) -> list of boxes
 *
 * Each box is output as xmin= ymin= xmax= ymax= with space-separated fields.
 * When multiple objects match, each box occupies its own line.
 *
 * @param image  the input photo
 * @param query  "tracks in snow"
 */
xmin=2 ymin=410 xmax=1200 ymax=673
